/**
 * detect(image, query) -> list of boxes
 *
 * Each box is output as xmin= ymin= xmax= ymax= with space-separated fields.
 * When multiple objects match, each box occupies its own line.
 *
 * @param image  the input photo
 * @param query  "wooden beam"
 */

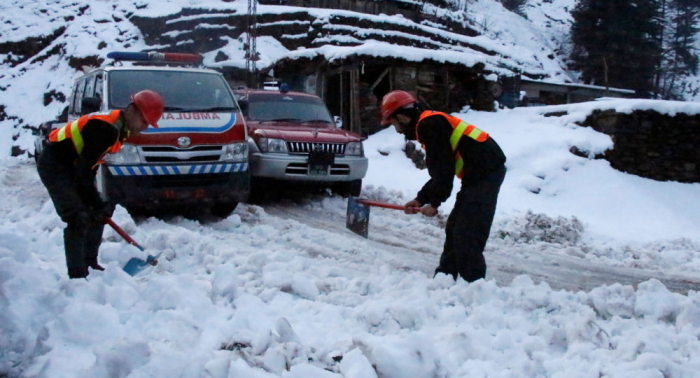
xmin=350 ymin=68 xmax=360 ymax=135
xmin=340 ymin=72 xmax=344 ymax=130
xmin=369 ymin=67 xmax=390 ymax=91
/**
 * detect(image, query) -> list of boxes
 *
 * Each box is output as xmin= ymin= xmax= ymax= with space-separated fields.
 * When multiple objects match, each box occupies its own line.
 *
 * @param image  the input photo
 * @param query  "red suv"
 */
xmin=235 ymin=88 xmax=368 ymax=196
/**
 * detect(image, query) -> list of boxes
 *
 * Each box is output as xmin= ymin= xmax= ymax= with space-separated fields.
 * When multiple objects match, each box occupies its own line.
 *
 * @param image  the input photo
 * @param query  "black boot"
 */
xmin=68 ymin=266 xmax=89 ymax=279
xmin=434 ymin=266 xmax=458 ymax=280
xmin=86 ymin=257 xmax=105 ymax=271
xmin=88 ymin=262 xmax=105 ymax=271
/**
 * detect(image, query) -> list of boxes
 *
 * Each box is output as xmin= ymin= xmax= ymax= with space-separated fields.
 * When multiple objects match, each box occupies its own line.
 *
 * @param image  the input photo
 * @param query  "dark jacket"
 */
xmin=42 ymin=115 xmax=123 ymax=208
xmin=414 ymin=113 xmax=506 ymax=208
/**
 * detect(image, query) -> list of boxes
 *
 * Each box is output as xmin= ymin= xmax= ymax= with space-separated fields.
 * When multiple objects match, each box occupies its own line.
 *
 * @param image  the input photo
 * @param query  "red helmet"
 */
xmin=131 ymin=90 xmax=164 ymax=128
xmin=380 ymin=90 xmax=416 ymax=125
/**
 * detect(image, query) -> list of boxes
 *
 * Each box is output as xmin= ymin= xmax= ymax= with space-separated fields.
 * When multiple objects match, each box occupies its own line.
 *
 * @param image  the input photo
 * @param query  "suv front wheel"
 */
xmin=334 ymin=179 xmax=362 ymax=197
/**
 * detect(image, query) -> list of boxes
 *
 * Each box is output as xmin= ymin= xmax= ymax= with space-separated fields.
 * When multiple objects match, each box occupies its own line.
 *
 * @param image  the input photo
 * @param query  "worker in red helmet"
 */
xmin=380 ymin=90 xmax=506 ymax=283
xmin=37 ymin=90 xmax=164 ymax=279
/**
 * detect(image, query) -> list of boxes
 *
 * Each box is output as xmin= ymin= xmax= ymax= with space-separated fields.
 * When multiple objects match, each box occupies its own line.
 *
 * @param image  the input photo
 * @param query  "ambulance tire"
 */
xmin=211 ymin=202 xmax=238 ymax=218
xmin=248 ymin=177 xmax=269 ymax=203
xmin=125 ymin=206 xmax=149 ymax=220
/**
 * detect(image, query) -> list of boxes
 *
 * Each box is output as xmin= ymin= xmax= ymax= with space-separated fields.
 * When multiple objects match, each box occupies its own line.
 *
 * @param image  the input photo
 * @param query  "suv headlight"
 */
xmin=223 ymin=142 xmax=248 ymax=162
xmin=345 ymin=142 xmax=363 ymax=156
xmin=258 ymin=137 xmax=288 ymax=153
xmin=102 ymin=143 xmax=140 ymax=164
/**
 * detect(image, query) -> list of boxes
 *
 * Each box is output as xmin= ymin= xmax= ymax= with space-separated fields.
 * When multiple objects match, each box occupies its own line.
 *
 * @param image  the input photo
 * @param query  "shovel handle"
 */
xmin=357 ymin=199 xmax=405 ymax=211
xmin=104 ymin=217 xmax=145 ymax=252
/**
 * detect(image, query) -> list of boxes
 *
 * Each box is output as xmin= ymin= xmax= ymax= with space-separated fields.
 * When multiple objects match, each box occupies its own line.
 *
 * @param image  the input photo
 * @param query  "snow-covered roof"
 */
xmin=521 ymin=78 xmax=636 ymax=95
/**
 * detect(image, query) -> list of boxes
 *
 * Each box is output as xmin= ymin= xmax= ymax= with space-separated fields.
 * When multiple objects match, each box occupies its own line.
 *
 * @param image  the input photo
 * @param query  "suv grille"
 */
xmin=287 ymin=142 xmax=345 ymax=154
xmin=140 ymin=145 xmax=224 ymax=163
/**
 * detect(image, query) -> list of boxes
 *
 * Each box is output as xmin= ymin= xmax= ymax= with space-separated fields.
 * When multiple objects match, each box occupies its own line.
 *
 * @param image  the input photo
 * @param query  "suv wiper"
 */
xmin=300 ymin=119 xmax=332 ymax=124
xmin=262 ymin=118 xmax=302 ymax=123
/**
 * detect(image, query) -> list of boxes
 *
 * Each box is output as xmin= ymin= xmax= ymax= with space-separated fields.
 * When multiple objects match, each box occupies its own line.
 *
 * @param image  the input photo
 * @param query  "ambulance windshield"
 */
xmin=108 ymin=70 xmax=239 ymax=112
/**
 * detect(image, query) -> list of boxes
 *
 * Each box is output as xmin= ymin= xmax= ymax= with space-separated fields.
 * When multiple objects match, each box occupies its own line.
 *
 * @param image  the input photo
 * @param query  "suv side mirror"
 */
xmin=81 ymin=97 xmax=101 ymax=115
xmin=333 ymin=116 xmax=342 ymax=128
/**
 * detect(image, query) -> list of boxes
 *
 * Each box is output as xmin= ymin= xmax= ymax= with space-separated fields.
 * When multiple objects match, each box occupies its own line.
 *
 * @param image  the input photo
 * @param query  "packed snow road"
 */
xmin=258 ymin=193 xmax=700 ymax=295
xmin=2 ymin=157 xmax=699 ymax=294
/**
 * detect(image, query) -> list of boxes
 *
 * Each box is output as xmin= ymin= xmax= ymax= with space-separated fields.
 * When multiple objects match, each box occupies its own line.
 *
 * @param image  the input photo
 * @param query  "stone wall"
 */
xmin=580 ymin=109 xmax=700 ymax=183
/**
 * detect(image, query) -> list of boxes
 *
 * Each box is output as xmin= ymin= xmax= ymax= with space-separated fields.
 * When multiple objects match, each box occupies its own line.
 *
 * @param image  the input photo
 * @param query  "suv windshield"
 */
xmin=246 ymin=93 xmax=333 ymax=124
xmin=109 ymin=70 xmax=239 ymax=112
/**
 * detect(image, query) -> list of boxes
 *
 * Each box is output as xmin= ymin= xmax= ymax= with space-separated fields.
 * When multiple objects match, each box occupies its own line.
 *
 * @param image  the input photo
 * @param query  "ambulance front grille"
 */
xmin=140 ymin=145 xmax=224 ymax=163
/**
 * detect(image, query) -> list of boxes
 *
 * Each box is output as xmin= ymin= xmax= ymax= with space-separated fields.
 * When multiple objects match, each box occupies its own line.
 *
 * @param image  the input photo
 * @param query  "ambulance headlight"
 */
xmin=345 ymin=142 xmax=363 ymax=156
xmin=103 ymin=144 xmax=140 ymax=164
xmin=223 ymin=142 xmax=248 ymax=162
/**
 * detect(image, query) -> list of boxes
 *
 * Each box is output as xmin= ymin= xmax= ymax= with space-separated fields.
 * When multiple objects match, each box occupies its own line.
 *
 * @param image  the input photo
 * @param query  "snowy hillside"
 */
xmin=2 ymin=0 xmax=699 ymax=155
xmin=0 ymin=0 xmax=608 ymax=156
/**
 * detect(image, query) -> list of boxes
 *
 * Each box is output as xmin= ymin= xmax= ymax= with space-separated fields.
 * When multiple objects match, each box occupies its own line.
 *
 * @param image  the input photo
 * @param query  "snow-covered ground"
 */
xmin=2 ymin=100 xmax=700 ymax=377
xmin=2 ymin=0 xmax=700 ymax=376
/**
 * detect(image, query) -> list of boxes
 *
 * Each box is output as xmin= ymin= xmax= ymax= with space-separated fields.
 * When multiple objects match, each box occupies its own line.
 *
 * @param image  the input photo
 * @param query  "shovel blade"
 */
xmin=122 ymin=254 xmax=159 ymax=276
xmin=346 ymin=197 xmax=370 ymax=238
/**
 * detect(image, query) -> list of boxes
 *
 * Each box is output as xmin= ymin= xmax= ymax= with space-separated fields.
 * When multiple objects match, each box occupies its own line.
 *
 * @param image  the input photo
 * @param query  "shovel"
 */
xmin=104 ymin=218 xmax=160 ymax=276
xmin=346 ymin=198 xmax=407 ymax=238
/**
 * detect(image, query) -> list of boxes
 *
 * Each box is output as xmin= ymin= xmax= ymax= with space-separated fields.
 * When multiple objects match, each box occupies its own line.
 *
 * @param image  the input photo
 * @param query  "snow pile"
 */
xmin=495 ymin=211 xmax=584 ymax=246
xmin=3 ymin=226 xmax=700 ymax=378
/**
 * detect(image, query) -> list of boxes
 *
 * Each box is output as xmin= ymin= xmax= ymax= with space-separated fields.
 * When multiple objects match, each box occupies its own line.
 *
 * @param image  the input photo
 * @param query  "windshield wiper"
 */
xmin=300 ymin=119 xmax=332 ymax=124
xmin=163 ymin=106 xmax=186 ymax=111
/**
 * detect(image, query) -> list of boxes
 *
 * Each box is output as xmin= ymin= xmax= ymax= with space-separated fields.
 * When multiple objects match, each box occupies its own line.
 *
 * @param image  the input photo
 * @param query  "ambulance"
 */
xmin=37 ymin=52 xmax=250 ymax=216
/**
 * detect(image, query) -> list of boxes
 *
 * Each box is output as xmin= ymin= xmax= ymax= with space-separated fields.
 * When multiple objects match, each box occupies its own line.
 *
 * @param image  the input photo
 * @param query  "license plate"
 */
xmin=161 ymin=189 xmax=206 ymax=199
xmin=309 ymin=164 xmax=328 ymax=175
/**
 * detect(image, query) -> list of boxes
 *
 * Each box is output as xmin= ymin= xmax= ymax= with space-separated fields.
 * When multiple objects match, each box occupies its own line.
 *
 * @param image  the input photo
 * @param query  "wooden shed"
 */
xmin=269 ymin=55 xmax=498 ymax=137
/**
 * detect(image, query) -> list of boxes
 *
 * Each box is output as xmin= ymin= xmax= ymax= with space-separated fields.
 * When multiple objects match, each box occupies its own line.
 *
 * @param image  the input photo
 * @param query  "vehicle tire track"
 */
xmin=261 ymin=199 xmax=700 ymax=294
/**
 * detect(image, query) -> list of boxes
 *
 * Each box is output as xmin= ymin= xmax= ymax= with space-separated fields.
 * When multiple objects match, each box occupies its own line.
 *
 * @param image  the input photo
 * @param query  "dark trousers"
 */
xmin=37 ymin=149 xmax=105 ymax=271
xmin=436 ymin=165 xmax=506 ymax=282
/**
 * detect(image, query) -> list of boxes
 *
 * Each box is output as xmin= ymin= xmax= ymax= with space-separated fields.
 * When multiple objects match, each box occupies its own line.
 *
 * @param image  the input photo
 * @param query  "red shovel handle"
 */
xmin=104 ymin=217 xmax=145 ymax=252
xmin=357 ymin=199 xmax=405 ymax=211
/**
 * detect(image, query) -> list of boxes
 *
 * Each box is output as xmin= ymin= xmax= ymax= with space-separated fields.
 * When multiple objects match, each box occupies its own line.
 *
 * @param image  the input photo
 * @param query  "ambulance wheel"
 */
xmin=211 ymin=202 xmax=238 ymax=218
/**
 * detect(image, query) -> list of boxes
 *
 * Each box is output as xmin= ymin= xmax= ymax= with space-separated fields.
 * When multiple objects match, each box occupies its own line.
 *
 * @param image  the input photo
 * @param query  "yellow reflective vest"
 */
xmin=415 ymin=111 xmax=489 ymax=179
xmin=48 ymin=110 xmax=123 ymax=156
